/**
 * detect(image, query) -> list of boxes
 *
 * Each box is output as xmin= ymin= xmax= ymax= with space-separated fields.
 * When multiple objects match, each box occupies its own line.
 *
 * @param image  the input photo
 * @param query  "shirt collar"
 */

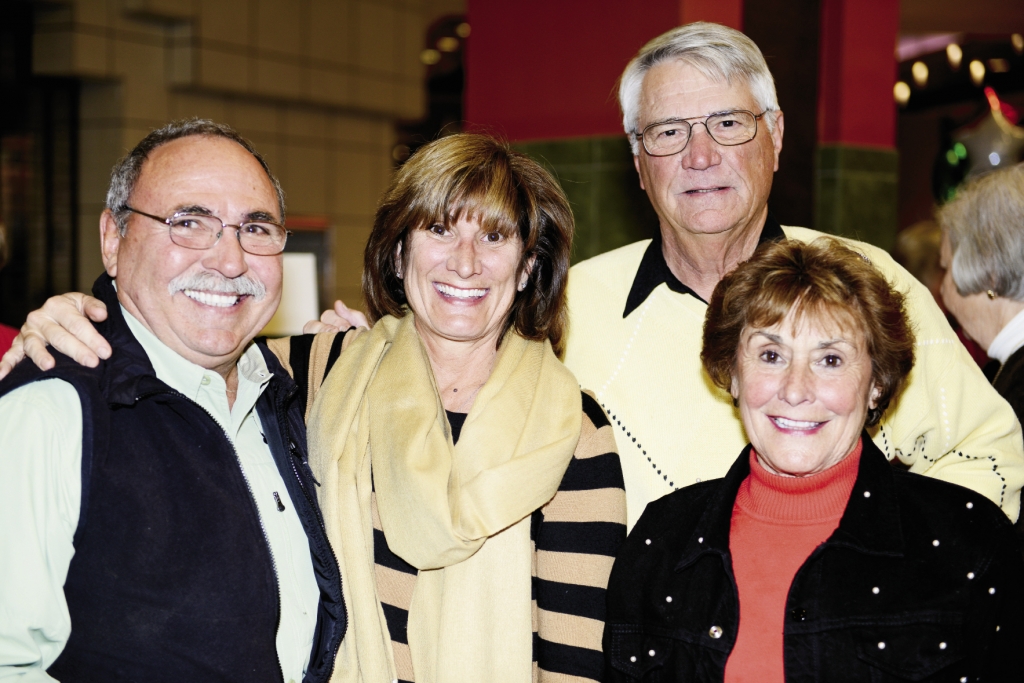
xmin=120 ymin=305 xmax=271 ymax=406
xmin=987 ymin=307 xmax=1024 ymax=364
xmin=622 ymin=212 xmax=786 ymax=317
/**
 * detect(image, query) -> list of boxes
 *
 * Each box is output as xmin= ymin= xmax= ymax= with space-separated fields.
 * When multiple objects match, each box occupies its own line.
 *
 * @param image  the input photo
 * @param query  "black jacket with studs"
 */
xmin=604 ymin=434 xmax=1024 ymax=682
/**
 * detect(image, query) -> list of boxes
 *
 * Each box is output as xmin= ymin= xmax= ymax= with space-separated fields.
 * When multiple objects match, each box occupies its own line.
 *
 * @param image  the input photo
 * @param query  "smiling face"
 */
xmin=100 ymin=135 xmax=283 ymax=377
xmin=634 ymin=60 xmax=783 ymax=242
xmin=400 ymin=216 xmax=527 ymax=351
xmin=731 ymin=308 xmax=879 ymax=477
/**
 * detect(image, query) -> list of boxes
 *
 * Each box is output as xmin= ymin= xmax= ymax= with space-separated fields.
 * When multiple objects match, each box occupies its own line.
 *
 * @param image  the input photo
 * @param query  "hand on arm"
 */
xmin=301 ymin=300 xmax=369 ymax=335
xmin=0 ymin=294 xmax=110 ymax=380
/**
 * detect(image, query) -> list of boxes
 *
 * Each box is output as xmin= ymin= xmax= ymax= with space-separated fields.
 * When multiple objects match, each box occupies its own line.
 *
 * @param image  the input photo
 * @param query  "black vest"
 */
xmin=0 ymin=275 xmax=345 ymax=683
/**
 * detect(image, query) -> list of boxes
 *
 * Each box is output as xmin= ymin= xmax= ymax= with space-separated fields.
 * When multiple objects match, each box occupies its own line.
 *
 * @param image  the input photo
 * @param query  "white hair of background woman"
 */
xmin=938 ymin=163 xmax=1024 ymax=302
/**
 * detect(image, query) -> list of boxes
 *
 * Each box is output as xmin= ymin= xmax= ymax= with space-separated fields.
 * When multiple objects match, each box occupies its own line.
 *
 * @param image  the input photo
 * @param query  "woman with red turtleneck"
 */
xmin=604 ymin=239 xmax=1024 ymax=682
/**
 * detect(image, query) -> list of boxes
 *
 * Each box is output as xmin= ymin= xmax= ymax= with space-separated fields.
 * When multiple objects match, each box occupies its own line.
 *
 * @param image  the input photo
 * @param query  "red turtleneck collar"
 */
xmin=724 ymin=438 xmax=863 ymax=683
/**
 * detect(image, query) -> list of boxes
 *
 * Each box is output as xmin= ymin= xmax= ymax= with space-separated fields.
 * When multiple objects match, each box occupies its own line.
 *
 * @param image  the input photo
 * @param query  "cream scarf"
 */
xmin=307 ymin=314 xmax=582 ymax=683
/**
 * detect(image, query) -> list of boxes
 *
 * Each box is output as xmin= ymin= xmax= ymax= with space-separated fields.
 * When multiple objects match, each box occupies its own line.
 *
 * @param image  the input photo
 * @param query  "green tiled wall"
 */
xmin=515 ymin=136 xmax=659 ymax=264
xmin=815 ymin=144 xmax=899 ymax=251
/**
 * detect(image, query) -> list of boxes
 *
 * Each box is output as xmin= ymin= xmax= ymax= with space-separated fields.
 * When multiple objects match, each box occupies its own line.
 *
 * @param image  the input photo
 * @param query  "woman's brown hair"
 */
xmin=363 ymin=133 xmax=574 ymax=355
xmin=701 ymin=238 xmax=915 ymax=426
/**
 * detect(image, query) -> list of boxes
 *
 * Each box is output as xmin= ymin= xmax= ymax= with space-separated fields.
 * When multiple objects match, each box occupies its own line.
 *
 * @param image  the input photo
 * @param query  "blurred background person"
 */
xmin=892 ymin=219 xmax=990 ymax=367
xmin=0 ymin=222 xmax=16 ymax=354
xmin=938 ymin=162 xmax=1024 ymax=421
xmin=604 ymin=238 xmax=1023 ymax=682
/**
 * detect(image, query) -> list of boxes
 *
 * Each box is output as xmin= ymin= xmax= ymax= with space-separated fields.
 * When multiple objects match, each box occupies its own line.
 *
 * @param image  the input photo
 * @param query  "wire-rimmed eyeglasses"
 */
xmin=636 ymin=109 xmax=769 ymax=157
xmin=121 ymin=205 xmax=291 ymax=256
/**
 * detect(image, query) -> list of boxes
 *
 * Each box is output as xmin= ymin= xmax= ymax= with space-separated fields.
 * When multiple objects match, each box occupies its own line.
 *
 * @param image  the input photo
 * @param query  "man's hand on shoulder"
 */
xmin=0 ymin=293 xmax=111 ymax=380
xmin=302 ymin=299 xmax=369 ymax=335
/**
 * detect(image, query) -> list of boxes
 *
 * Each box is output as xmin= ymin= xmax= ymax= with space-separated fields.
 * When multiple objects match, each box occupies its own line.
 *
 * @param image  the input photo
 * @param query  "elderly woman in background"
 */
xmin=604 ymin=238 xmax=1023 ymax=682
xmin=938 ymin=162 xmax=1024 ymax=420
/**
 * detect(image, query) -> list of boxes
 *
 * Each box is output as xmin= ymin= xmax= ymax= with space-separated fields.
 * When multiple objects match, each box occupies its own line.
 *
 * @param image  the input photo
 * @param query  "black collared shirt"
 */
xmin=622 ymin=213 xmax=786 ymax=317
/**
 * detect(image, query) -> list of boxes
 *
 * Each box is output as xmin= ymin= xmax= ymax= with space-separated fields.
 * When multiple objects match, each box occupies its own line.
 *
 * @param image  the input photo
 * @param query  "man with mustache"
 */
xmin=0 ymin=119 xmax=345 ymax=682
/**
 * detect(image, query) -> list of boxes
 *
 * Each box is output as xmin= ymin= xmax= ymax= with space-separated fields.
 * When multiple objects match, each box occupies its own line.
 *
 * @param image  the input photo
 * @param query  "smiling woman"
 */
xmin=604 ymin=238 xmax=1024 ymax=682
xmin=287 ymin=133 xmax=625 ymax=683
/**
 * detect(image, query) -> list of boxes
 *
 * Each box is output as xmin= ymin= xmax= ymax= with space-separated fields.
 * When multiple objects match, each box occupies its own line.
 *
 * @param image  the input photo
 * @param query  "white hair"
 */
xmin=938 ymin=162 xmax=1024 ymax=302
xmin=619 ymin=22 xmax=780 ymax=154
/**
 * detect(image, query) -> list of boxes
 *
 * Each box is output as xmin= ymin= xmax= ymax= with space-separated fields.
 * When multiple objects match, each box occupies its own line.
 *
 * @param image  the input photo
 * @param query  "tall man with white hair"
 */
xmin=563 ymin=22 xmax=1024 ymax=528
xmin=0 ymin=120 xmax=346 ymax=682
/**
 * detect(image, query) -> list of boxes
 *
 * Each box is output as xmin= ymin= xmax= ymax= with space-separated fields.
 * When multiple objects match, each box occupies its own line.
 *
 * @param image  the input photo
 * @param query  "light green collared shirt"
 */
xmin=0 ymin=307 xmax=319 ymax=683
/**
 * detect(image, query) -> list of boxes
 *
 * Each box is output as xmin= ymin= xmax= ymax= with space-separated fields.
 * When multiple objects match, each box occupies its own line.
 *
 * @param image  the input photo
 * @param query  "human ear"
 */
xmin=394 ymin=242 xmax=403 ymax=279
xmin=770 ymin=110 xmax=784 ymax=172
xmin=868 ymin=384 xmax=882 ymax=409
xmin=99 ymin=209 xmax=122 ymax=277
xmin=518 ymin=255 xmax=536 ymax=291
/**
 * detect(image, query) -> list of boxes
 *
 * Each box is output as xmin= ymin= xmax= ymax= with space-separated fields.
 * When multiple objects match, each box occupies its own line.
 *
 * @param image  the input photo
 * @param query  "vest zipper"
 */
xmin=137 ymin=388 xmax=286 ymax=683
xmin=276 ymin=391 xmax=345 ymax=682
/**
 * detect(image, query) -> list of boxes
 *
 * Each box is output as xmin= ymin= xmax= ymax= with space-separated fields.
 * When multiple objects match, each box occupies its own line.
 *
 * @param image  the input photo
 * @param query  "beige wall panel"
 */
xmin=282 ymin=145 xmax=328 ymax=215
xmin=79 ymin=81 xmax=123 ymax=121
xmin=198 ymin=46 xmax=251 ymax=93
xmin=32 ymin=29 xmax=74 ymax=75
xmin=171 ymin=92 xmax=230 ymax=125
xmin=123 ymin=0 xmax=194 ymax=21
xmin=32 ymin=0 xmax=435 ymax=301
xmin=73 ymin=30 xmax=111 ymax=77
xmin=255 ymin=57 xmax=305 ymax=99
xmin=309 ymin=0 xmax=351 ymax=64
xmin=330 ymin=222 xmax=372 ymax=305
xmin=353 ymin=73 xmax=394 ymax=114
xmin=74 ymin=0 xmax=113 ymax=28
xmin=328 ymin=115 xmax=376 ymax=144
xmin=257 ymin=0 xmax=305 ymax=58
xmin=228 ymin=101 xmax=282 ymax=136
xmin=285 ymin=107 xmax=329 ymax=141
xmin=397 ymin=81 xmax=422 ymax=119
xmin=356 ymin=2 xmax=396 ymax=73
xmin=332 ymin=149 xmax=378 ymax=218
xmin=116 ymin=42 xmax=168 ymax=123
xmin=310 ymin=68 xmax=351 ymax=107
xmin=398 ymin=8 xmax=425 ymax=78
xmin=198 ymin=0 xmax=252 ymax=45
xmin=77 ymin=128 xmax=122 ymax=209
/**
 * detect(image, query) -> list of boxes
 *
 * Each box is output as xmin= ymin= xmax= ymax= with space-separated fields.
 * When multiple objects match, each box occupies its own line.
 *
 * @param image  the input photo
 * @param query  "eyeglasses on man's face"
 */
xmin=121 ymin=205 xmax=291 ymax=256
xmin=636 ymin=109 xmax=769 ymax=157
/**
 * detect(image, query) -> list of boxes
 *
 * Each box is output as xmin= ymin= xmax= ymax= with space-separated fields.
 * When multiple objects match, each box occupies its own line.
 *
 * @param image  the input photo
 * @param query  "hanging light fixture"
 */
xmin=969 ymin=60 xmax=986 ymax=86
xmin=894 ymin=81 xmax=911 ymax=106
xmin=946 ymin=43 xmax=962 ymax=70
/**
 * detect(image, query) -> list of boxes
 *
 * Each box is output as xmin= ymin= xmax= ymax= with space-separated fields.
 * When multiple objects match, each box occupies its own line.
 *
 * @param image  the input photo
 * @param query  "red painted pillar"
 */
xmin=814 ymin=0 xmax=901 ymax=249
xmin=464 ymin=0 xmax=744 ymax=140
xmin=817 ymin=0 xmax=899 ymax=147
xmin=680 ymin=0 xmax=743 ymax=31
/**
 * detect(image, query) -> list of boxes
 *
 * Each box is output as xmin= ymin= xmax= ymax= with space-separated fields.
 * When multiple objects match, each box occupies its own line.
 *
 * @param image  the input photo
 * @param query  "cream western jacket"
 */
xmin=564 ymin=225 xmax=1024 ymax=529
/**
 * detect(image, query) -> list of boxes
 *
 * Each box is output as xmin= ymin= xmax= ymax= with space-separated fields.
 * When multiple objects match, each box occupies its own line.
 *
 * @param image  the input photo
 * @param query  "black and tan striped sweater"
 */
xmin=270 ymin=332 xmax=627 ymax=683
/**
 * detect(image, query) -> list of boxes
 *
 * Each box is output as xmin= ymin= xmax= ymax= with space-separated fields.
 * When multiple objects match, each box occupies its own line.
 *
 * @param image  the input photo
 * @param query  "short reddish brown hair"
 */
xmin=701 ymin=238 xmax=915 ymax=426
xmin=363 ymin=133 xmax=573 ymax=355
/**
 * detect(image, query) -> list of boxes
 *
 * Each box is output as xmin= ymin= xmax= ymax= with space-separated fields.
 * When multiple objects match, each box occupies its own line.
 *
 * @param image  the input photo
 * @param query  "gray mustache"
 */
xmin=167 ymin=271 xmax=267 ymax=301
